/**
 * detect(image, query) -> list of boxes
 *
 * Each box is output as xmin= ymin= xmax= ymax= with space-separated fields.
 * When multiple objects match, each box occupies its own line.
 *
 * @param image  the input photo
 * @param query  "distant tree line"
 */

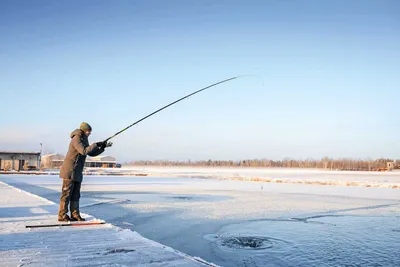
xmin=127 ymin=157 xmax=399 ymax=171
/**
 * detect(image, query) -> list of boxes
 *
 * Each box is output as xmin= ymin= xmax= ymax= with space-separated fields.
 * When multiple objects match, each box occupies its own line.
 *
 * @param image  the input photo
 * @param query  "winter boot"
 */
xmin=70 ymin=214 xmax=86 ymax=221
xmin=58 ymin=214 xmax=72 ymax=222
xmin=70 ymin=201 xmax=85 ymax=221
xmin=58 ymin=199 xmax=70 ymax=222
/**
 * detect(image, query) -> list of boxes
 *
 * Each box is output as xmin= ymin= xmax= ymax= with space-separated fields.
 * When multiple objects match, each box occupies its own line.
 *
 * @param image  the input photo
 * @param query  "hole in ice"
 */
xmin=204 ymin=234 xmax=290 ymax=251
xmin=222 ymin=236 xmax=272 ymax=249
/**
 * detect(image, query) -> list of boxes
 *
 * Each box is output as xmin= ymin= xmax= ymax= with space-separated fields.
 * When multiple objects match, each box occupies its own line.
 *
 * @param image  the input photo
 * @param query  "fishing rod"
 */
xmin=104 ymin=75 xmax=245 ymax=142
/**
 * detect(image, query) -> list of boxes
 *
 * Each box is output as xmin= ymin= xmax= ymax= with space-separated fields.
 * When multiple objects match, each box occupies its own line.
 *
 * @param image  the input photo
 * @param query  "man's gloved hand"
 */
xmin=96 ymin=142 xmax=104 ymax=148
xmin=105 ymin=142 xmax=113 ymax=148
xmin=96 ymin=141 xmax=113 ymax=149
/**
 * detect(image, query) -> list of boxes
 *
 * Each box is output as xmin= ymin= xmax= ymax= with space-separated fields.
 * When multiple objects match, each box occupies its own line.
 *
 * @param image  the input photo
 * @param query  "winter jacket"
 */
xmin=59 ymin=129 xmax=104 ymax=182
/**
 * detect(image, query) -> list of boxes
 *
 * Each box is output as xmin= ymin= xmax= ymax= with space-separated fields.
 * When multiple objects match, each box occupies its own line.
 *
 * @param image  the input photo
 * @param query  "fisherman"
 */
xmin=58 ymin=122 xmax=112 ymax=221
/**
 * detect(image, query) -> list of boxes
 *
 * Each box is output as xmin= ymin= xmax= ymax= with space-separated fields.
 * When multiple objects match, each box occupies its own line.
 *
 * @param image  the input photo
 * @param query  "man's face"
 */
xmin=85 ymin=130 xmax=92 ymax=137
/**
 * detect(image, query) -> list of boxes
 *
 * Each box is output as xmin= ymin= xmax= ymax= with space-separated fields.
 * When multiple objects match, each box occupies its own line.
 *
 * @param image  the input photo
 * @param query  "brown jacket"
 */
xmin=59 ymin=129 xmax=104 ymax=182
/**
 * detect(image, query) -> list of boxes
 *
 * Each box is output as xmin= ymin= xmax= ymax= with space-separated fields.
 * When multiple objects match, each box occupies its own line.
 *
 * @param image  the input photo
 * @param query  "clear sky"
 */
xmin=0 ymin=0 xmax=399 ymax=161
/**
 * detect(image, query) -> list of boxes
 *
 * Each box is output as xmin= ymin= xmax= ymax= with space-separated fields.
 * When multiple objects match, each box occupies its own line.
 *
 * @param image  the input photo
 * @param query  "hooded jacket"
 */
xmin=59 ymin=129 xmax=104 ymax=182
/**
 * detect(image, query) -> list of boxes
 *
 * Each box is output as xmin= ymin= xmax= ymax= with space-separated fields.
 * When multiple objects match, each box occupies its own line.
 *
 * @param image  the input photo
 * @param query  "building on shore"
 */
xmin=387 ymin=162 xmax=395 ymax=171
xmin=40 ymin=154 xmax=65 ymax=169
xmin=41 ymin=154 xmax=119 ymax=169
xmin=86 ymin=155 xmax=118 ymax=168
xmin=0 ymin=151 xmax=41 ymax=171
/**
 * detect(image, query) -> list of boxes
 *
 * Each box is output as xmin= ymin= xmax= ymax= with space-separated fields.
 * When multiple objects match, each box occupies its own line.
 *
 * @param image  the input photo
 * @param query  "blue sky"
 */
xmin=0 ymin=0 xmax=399 ymax=161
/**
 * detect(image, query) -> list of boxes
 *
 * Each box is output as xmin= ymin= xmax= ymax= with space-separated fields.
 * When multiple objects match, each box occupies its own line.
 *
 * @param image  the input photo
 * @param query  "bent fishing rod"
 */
xmin=103 ymin=75 xmax=245 ymax=142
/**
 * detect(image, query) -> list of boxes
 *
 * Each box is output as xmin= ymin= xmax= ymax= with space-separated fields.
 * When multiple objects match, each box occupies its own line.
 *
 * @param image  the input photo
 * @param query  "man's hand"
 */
xmin=105 ymin=142 xmax=113 ymax=148
xmin=96 ymin=141 xmax=113 ymax=149
xmin=96 ymin=142 xmax=104 ymax=147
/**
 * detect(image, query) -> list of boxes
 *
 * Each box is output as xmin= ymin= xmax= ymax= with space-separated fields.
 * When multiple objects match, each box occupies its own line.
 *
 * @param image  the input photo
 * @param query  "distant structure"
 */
xmin=41 ymin=154 xmax=118 ymax=169
xmin=393 ymin=160 xmax=400 ymax=172
xmin=0 ymin=151 xmax=41 ymax=171
xmin=87 ymin=155 xmax=118 ymax=168
xmin=41 ymin=154 xmax=65 ymax=169
xmin=386 ymin=162 xmax=394 ymax=171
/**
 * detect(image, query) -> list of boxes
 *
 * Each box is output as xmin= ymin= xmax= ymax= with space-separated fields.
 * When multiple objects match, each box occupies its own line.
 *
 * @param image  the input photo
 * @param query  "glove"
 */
xmin=96 ymin=141 xmax=113 ymax=149
xmin=104 ymin=142 xmax=113 ymax=148
xmin=100 ymin=141 xmax=113 ymax=149
xmin=96 ymin=142 xmax=104 ymax=147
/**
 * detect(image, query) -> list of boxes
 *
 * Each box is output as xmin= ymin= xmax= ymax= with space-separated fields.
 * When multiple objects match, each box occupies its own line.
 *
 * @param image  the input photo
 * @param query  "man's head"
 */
xmin=80 ymin=122 xmax=92 ymax=136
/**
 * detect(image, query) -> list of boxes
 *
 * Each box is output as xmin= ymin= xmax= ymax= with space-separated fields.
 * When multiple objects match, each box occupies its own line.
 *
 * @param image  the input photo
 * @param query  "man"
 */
xmin=58 ymin=122 xmax=112 ymax=221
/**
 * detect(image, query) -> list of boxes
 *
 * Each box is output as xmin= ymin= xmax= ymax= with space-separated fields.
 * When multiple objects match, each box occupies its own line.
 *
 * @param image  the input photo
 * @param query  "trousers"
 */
xmin=58 ymin=179 xmax=81 ymax=218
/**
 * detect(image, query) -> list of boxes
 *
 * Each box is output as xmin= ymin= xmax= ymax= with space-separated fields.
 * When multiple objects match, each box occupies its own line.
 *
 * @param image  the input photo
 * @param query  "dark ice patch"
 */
xmin=170 ymin=196 xmax=194 ymax=201
xmin=104 ymin=248 xmax=136 ymax=255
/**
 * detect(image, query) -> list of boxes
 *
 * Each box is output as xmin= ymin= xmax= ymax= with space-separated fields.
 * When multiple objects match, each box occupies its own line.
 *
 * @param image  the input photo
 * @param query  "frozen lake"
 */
xmin=1 ymin=174 xmax=399 ymax=267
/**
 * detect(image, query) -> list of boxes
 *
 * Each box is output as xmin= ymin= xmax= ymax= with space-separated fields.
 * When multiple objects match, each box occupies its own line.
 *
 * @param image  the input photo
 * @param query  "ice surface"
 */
xmin=0 ymin=180 xmax=216 ymax=267
xmin=41 ymin=166 xmax=400 ymax=188
xmin=1 ymin=173 xmax=399 ymax=267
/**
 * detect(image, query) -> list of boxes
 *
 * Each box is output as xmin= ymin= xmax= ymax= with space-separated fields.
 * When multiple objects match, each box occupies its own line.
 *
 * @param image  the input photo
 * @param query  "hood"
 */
xmin=70 ymin=129 xmax=84 ymax=139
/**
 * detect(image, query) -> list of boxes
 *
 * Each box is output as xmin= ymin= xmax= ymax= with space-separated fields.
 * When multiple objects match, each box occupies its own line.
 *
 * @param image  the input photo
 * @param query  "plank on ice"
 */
xmin=26 ymin=221 xmax=106 ymax=228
